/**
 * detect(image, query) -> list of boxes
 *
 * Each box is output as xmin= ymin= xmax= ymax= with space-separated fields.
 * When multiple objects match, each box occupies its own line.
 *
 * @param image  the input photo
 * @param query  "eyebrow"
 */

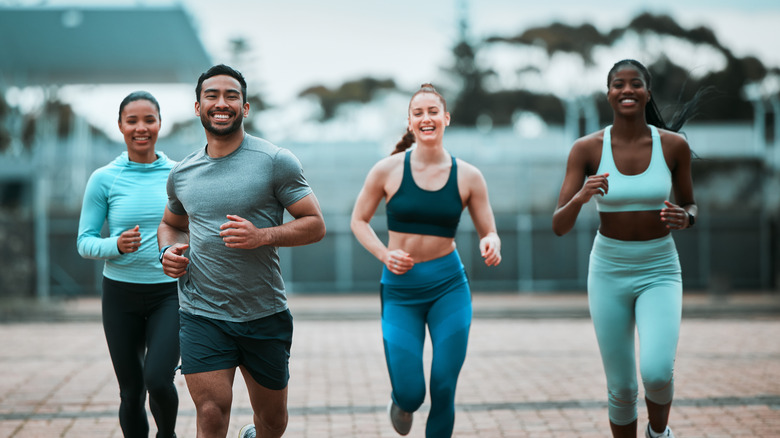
xmin=203 ymin=87 xmax=241 ymax=95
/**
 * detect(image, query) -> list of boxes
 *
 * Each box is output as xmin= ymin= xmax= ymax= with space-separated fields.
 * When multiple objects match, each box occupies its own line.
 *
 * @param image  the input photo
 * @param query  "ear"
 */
xmin=195 ymin=101 xmax=201 ymax=117
xmin=445 ymin=112 xmax=451 ymax=127
xmin=243 ymin=102 xmax=250 ymax=117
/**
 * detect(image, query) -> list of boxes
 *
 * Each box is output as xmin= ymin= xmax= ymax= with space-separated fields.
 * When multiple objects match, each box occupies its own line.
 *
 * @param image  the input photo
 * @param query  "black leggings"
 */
xmin=102 ymin=277 xmax=180 ymax=438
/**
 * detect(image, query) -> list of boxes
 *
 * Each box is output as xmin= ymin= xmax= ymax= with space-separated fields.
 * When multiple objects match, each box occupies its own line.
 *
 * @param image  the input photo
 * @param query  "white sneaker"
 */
xmin=645 ymin=423 xmax=675 ymax=438
xmin=238 ymin=423 xmax=256 ymax=438
xmin=387 ymin=400 xmax=413 ymax=435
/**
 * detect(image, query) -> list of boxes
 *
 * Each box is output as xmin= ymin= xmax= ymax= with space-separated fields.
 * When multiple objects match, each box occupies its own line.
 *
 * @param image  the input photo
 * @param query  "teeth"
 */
xmin=135 ymin=137 xmax=149 ymax=141
xmin=421 ymin=127 xmax=434 ymax=131
xmin=214 ymin=114 xmax=230 ymax=120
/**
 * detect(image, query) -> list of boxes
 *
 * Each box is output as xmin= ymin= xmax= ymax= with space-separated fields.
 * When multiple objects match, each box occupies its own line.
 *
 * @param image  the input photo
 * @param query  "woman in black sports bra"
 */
xmin=351 ymin=84 xmax=502 ymax=437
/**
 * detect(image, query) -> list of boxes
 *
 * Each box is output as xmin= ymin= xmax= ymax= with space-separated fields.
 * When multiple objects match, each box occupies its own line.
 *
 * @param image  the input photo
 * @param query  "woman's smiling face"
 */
xmin=408 ymin=92 xmax=450 ymax=144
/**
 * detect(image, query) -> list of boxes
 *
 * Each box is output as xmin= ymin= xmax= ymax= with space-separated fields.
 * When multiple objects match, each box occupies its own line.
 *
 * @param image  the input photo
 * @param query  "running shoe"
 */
xmin=387 ymin=400 xmax=413 ymax=435
xmin=238 ymin=423 xmax=256 ymax=438
xmin=645 ymin=423 xmax=675 ymax=438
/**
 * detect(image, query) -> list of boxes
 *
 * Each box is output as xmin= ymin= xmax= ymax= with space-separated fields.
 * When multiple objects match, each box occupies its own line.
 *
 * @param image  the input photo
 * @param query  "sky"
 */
xmin=4 ymin=0 xmax=780 ymax=141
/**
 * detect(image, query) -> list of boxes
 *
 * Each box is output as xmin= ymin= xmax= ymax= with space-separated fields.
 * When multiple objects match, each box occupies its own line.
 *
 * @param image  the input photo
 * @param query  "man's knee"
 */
xmin=257 ymin=410 xmax=288 ymax=437
xmin=196 ymin=400 xmax=231 ymax=431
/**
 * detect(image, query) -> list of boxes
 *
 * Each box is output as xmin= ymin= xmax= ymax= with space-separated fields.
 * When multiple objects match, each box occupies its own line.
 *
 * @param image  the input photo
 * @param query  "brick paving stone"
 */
xmin=1 ymin=294 xmax=778 ymax=437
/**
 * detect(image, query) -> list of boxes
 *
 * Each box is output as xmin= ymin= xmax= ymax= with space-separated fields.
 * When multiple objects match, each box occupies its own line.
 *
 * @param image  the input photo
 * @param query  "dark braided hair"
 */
xmin=391 ymin=83 xmax=448 ymax=155
xmin=607 ymin=59 xmax=706 ymax=133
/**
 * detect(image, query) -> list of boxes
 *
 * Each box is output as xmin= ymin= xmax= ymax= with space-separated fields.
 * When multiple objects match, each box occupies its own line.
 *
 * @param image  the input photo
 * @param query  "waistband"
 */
xmin=591 ymin=231 xmax=677 ymax=265
xmin=381 ymin=250 xmax=464 ymax=286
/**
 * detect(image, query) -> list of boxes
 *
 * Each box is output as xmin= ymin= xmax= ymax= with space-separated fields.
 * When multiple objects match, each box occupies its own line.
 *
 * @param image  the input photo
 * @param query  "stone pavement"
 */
xmin=1 ymin=292 xmax=779 ymax=437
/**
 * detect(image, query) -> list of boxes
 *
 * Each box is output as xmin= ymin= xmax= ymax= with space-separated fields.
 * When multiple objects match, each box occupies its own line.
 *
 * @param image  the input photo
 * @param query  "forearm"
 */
xmin=77 ymin=234 xmax=121 ymax=260
xmin=260 ymin=215 xmax=326 ymax=247
xmin=157 ymin=221 xmax=189 ymax=249
xmin=552 ymin=199 xmax=584 ymax=236
xmin=350 ymin=219 xmax=389 ymax=262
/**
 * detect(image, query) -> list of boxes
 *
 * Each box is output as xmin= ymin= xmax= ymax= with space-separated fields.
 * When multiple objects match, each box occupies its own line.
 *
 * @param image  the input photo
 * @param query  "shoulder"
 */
xmin=87 ymin=160 xmax=120 ymax=183
xmin=369 ymin=152 xmax=404 ymax=176
xmin=174 ymin=147 xmax=204 ymax=168
xmin=571 ymin=129 xmax=604 ymax=153
xmin=657 ymin=128 xmax=689 ymax=148
xmin=454 ymin=157 xmax=483 ymax=180
xmin=241 ymin=134 xmax=283 ymax=156
xmin=657 ymin=128 xmax=691 ymax=160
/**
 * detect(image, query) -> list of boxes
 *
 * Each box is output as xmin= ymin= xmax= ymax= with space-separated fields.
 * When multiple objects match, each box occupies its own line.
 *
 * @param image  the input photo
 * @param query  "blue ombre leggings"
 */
xmin=380 ymin=250 xmax=471 ymax=438
xmin=588 ymin=232 xmax=682 ymax=426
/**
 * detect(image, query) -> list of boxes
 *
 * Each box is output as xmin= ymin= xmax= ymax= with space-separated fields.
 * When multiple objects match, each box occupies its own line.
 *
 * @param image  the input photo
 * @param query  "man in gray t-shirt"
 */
xmin=158 ymin=64 xmax=325 ymax=438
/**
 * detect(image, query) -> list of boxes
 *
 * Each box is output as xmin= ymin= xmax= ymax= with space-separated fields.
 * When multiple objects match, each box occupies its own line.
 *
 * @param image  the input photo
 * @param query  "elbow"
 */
xmin=551 ymin=218 xmax=569 ymax=237
xmin=313 ymin=219 xmax=326 ymax=243
xmin=75 ymin=237 xmax=91 ymax=259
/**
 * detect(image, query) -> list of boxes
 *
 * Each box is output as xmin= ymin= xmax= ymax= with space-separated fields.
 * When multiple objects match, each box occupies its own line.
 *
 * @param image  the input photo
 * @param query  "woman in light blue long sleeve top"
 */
xmin=77 ymin=91 xmax=179 ymax=438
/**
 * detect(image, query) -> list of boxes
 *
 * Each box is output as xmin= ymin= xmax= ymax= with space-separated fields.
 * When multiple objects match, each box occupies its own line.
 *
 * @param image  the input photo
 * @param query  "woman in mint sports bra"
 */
xmin=553 ymin=60 xmax=703 ymax=438
xmin=351 ymin=84 xmax=502 ymax=437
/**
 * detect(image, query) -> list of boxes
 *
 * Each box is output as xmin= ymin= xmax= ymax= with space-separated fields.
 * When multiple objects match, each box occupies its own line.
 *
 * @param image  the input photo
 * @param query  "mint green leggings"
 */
xmin=587 ymin=232 xmax=682 ymax=426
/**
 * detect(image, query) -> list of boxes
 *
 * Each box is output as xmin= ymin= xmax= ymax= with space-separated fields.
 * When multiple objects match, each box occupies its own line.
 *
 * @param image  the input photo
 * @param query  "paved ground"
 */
xmin=1 ymin=292 xmax=779 ymax=437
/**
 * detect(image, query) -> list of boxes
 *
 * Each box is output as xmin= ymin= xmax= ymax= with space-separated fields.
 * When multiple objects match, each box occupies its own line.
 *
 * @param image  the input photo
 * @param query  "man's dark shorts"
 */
xmin=179 ymin=309 xmax=293 ymax=390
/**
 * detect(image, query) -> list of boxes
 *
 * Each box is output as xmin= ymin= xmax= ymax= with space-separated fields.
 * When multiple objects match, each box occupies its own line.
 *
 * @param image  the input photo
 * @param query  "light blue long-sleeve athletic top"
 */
xmin=77 ymin=151 xmax=176 ymax=284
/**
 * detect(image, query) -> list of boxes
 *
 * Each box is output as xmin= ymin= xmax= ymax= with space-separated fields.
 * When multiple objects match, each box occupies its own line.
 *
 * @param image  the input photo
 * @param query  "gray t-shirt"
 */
xmin=167 ymin=134 xmax=312 ymax=322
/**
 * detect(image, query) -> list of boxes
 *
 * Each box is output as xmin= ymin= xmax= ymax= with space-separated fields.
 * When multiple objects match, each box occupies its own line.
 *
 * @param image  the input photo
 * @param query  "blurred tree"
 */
xmin=227 ymin=37 xmax=271 ymax=134
xmin=481 ymin=12 xmax=772 ymax=125
xmin=0 ymin=94 xmax=10 ymax=152
xmin=299 ymin=78 xmax=397 ymax=121
xmin=488 ymin=22 xmax=609 ymax=65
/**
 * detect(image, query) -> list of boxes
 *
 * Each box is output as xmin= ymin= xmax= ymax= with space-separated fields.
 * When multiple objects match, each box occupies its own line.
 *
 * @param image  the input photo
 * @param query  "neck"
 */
xmin=128 ymin=150 xmax=156 ymax=164
xmin=412 ymin=140 xmax=447 ymax=162
xmin=205 ymin=129 xmax=245 ymax=158
xmin=611 ymin=115 xmax=651 ymax=140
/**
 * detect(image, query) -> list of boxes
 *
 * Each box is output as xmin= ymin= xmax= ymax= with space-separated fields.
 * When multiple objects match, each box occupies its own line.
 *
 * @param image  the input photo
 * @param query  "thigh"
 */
xmin=636 ymin=278 xmax=682 ymax=369
xmin=144 ymin=288 xmax=181 ymax=376
xmin=381 ymin=284 xmax=427 ymax=362
xmin=236 ymin=310 xmax=294 ymax=392
xmin=240 ymin=365 xmax=288 ymax=421
xmin=427 ymin=276 xmax=471 ymax=366
xmin=179 ymin=311 xmax=240 ymax=375
xmin=102 ymin=278 xmax=146 ymax=378
xmin=588 ymin=264 xmax=637 ymax=386
xmin=185 ymin=368 xmax=236 ymax=412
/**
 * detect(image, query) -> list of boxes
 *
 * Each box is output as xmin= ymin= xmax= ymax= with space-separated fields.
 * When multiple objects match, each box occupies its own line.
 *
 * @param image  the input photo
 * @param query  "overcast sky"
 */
xmin=5 ymin=0 xmax=780 ymax=140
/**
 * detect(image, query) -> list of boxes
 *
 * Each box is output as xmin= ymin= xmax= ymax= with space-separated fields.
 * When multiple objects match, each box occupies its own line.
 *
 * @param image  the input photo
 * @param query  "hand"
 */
xmin=385 ymin=249 xmax=414 ymax=275
xmin=480 ymin=233 xmax=502 ymax=267
xmin=220 ymin=214 xmax=263 ymax=249
xmin=660 ymin=200 xmax=689 ymax=230
xmin=161 ymin=243 xmax=189 ymax=278
xmin=576 ymin=173 xmax=609 ymax=204
xmin=117 ymin=225 xmax=141 ymax=254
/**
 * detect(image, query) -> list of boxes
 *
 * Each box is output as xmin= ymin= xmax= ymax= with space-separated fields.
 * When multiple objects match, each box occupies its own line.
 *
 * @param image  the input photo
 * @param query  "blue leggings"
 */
xmin=588 ymin=232 xmax=682 ymax=426
xmin=381 ymin=250 xmax=471 ymax=438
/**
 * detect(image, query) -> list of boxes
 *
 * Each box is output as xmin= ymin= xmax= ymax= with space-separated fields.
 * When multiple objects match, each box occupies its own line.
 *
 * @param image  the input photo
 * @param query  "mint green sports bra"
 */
xmin=595 ymin=125 xmax=671 ymax=213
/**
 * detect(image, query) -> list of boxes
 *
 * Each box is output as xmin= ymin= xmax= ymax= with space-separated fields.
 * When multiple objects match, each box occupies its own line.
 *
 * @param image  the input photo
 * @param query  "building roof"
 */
xmin=0 ymin=5 xmax=211 ymax=86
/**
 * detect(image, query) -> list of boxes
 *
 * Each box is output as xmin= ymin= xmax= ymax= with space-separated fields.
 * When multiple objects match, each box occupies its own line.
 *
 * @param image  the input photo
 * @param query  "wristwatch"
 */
xmin=687 ymin=213 xmax=695 ymax=228
xmin=158 ymin=245 xmax=172 ymax=263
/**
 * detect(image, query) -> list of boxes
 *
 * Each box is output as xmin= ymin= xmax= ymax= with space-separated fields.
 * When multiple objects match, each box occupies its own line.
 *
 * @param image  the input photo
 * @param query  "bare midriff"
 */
xmin=388 ymin=231 xmax=457 ymax=263
xmin=598 ymin=210 xmax=670 ymax=241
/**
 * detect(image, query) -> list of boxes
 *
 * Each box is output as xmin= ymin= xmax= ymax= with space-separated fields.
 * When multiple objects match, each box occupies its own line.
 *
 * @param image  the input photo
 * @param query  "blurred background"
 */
xmin=1 ymin=0 xmax=778 ymax=303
